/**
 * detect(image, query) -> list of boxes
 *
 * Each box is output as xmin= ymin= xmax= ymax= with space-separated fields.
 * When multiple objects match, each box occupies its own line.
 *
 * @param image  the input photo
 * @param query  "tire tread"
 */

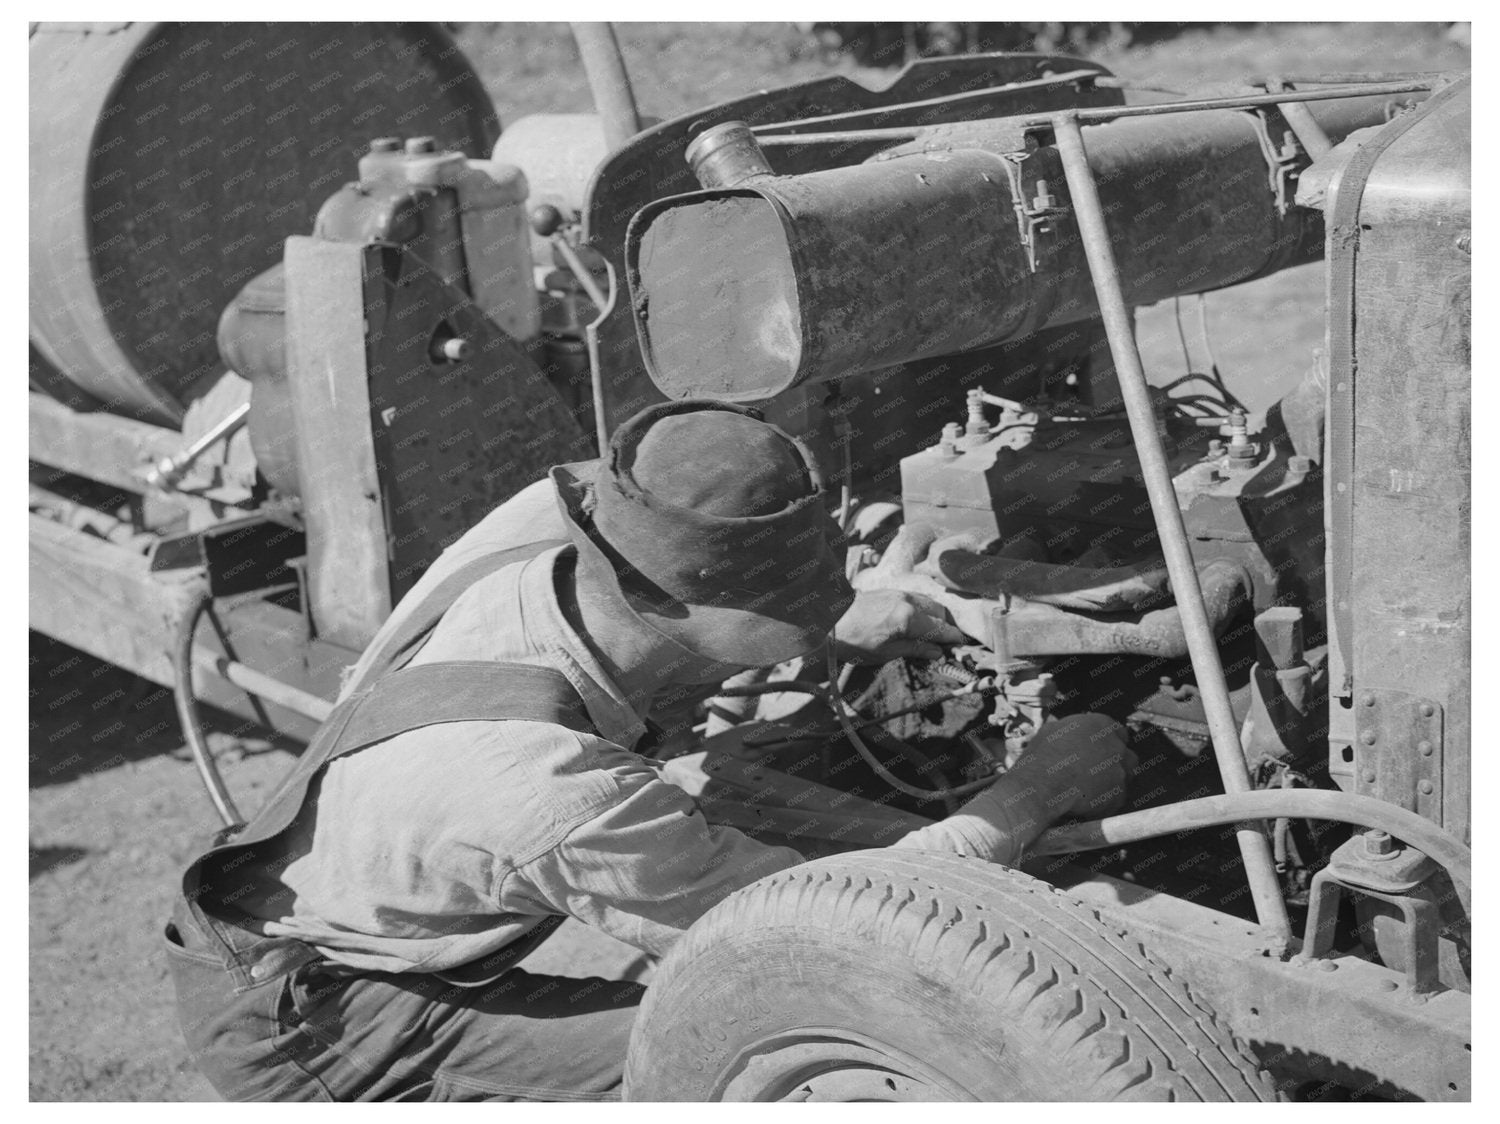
xmin=626 ymin=850 xmax=1279 ymax=1102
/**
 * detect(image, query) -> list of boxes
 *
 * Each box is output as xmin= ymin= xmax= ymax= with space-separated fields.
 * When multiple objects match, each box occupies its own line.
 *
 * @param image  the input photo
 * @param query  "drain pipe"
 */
xmin=571 ymin=22 xmax=642 ymax=154
xmin=1052 ymin=111 xmax=1292 ymax=943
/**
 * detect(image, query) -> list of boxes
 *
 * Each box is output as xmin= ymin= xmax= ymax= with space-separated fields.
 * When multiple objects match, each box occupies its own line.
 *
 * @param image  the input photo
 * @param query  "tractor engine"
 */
xmin=621 ymin=91 xmax=1421 ymax=913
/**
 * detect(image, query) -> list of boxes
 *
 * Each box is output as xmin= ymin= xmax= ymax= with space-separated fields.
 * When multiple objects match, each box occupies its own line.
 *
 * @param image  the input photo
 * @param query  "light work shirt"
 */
xmin=236 ymin=474 xmax=804 ymax=973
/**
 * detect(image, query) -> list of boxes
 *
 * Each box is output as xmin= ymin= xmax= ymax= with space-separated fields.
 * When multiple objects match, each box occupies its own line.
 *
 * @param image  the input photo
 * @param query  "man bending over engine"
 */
xmin=166 ymin=401 xmax=1132 ymax=1101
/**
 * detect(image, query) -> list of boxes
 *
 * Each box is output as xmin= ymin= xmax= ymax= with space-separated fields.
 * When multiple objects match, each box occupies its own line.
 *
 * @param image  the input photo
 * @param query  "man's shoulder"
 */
xmin=329 ymin=718 xmax=654 ymax=851
xmin=451 ymin=477 xmax=569 ymax=556
xmin=345 ymin=477 xmax=571 ymax=689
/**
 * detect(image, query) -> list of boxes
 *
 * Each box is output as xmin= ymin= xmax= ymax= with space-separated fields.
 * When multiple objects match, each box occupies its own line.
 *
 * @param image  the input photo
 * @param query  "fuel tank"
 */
xmin=626 ymin=95 xmax=1397 ymax=401
xmin=29 ymin=22 xmax=498 ymax=425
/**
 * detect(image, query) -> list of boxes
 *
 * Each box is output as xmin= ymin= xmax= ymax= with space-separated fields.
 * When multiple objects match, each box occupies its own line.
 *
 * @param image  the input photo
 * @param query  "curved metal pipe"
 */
xmin=570 ymin=22 xmax=641 ymax=154
xmin=1030 ymin=789 xmax=1472 ymax=918
xmin=935 ymin=546 xmax=1180 ymax=612
xmin=827 ymin=645 xmax=995 ymax=806
xmin=173 ymin=589 xmax=243 ymax=828
xmin=996 ymin=560 xmax=1251 ymax=658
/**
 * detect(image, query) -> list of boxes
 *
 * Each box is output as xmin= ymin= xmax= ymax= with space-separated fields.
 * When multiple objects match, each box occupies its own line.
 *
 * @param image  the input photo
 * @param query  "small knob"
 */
xmin=369 ymin=136 xmax=401 ymax=153
xmin=405 ymin=136 xmax=437 ymax=155
xmin=530 ymin=204 xmax=565 ymax=238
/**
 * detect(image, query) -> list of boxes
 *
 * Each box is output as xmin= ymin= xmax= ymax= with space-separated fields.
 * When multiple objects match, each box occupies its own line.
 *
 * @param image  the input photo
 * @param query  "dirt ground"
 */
xmin=29 ymin=21 xmax=1467 ymax=1101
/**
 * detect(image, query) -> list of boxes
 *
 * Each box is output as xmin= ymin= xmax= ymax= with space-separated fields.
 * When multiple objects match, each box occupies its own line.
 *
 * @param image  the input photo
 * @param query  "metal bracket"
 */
xmin=1353 ymin=689 xmax=1444 ymax=822
xmin=1240 ymin=106 xmax=1305 ymax=215
xmin=1301 ymin=837 xmax=1444 ymax=999
xmin=150 ymin=515 xmax=307 ymax=598
xmin=999 ymin=150 xmax=1070 ymax=272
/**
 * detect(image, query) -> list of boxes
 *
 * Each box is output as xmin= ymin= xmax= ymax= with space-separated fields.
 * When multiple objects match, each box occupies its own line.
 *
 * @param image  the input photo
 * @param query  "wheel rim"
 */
xmin=712 ymin=1029 xmax=979 ymax=1102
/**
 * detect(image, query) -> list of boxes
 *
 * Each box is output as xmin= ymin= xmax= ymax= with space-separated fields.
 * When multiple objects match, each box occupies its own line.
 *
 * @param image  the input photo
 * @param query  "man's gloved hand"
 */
xmin=832 ymin=589 xmax=967 ymax=664
xmin=1005 ymin=712 xmax=1137 ymax=821
xmin=892 ymin=713 xmax=1135 ymax=865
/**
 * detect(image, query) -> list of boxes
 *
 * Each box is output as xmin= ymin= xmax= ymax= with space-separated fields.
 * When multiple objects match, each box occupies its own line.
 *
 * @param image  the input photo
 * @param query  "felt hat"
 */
xmin=551 ymin=400 xmax=854 ymax=669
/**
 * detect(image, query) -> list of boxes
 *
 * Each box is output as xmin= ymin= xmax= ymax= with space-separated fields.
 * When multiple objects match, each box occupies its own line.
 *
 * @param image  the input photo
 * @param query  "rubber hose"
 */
xmin=826 ymin=645 xmax=996 ymax=804
xmin=173 ymin=589 xmax=243 ymax=828
xmin=1030 ymin=789 xmax=1472 ymax=917
xmin=861 ymin=724 xmax=961 ymax=815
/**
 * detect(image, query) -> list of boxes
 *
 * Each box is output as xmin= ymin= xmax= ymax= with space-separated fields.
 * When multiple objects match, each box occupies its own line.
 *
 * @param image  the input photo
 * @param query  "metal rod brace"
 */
xmin=1049 ymin=110 xmax=1292 ymax=943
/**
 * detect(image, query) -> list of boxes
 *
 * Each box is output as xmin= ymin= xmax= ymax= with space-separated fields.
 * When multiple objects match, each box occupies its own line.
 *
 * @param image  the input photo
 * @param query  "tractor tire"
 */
xmin=624 ymin=850 xmax=1280 ymax=1102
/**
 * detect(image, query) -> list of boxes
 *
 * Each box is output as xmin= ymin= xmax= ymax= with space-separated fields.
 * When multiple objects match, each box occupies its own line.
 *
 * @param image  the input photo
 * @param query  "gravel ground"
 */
xmin=29 ymin=22 xmax=1466 ymax=1102
xmin=29 ymin=634 xmax=295 ymax=1100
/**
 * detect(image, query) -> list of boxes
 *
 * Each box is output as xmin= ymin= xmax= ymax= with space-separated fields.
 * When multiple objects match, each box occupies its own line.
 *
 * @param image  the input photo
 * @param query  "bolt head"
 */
xmin=369 ymin=136 xmax=401 ymax=153
xmin=1418 ymin=780 xmax=1435 ymax=796
xmin=1362 ymin=770 xmax=1377 ymax=784
xmin=1364 ymin=830 xmax=1394 ymax=856
xmin=1418 ymin=740 xmax=1434 ymax=757
xmin=1360 ymin=729 xmax=1377 ymax=745
xmin=405 ymin=136 xmax=438 ymax=155
xmin=1362 ymin=693 xmax=1377 ymax=707
xmin=1420 ymin=703 xmax=1436 ymax=718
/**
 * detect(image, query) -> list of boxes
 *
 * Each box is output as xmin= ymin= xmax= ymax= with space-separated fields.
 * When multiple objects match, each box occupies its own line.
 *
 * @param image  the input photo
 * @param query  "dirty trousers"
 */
xmin=165 ymin=899 xmax=643 ymax=1102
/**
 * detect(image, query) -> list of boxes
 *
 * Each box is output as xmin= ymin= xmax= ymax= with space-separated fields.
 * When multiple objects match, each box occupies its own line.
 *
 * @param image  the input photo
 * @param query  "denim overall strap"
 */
xmin=345 ymin=539 xmax=566 ymax=693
